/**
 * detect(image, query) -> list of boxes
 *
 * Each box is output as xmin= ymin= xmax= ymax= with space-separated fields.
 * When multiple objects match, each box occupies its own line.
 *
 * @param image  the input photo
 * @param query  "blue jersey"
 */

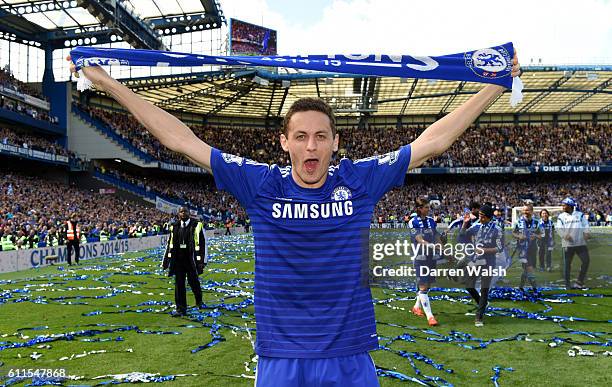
xmin=492 ymin=215 xmax=504 ymax=229
xmin=461 ymin=221 xmax=504 ymax=264
xmin=539 ymin=219 xmax=554 ymax=248
xmin=448 ymin=218 xmax=463 ymax=230
xmin=514 ymin=216 xmax=540 ymax=249
xmin=409 ymin=216 xmax=438 ymax=244
xmin=211 ymin=145 xmax=411 ymax=358
xmin=453 ymin=215 xmax=478 ymax=243
xmin=492 ymin=215 xmax=506 ymax=246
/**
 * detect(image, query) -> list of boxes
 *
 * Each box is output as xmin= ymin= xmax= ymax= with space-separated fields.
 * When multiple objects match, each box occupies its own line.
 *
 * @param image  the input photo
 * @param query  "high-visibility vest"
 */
xmin=45 ymin=234 xmax=59 ymax=247
xmin=16 ymin=236 xmax=27 ymax=249
xmin=194 ymin=222 xmax=203 ymax=252
xmin=29 ymin=235 xmax=40 ymax=249
xmin=80 ymin=234 xmax=87 ymax=244
xmin=167 ymin=222 xmax=204 ymax=259
xmin=1 ymin=235 xmax=16 ymax=251
xmin=100 ymin=231 xmax=109 ymax=242
xmin=66 ymin=221 xmax=80 ymax=241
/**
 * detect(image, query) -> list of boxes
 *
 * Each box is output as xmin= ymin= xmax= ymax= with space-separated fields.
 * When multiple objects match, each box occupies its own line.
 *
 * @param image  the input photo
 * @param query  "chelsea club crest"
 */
xmin=331 ymin=186 xmax=352 ymax=201
xmin=464 ymin=46 xmax=512 ymax=79
xmin=222 ymin=153 xmax=244 ymax=166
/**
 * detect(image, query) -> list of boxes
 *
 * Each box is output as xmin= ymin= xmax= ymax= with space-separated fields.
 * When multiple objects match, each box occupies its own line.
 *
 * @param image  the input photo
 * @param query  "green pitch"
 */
xmin=0 ymin=234 xmax=610 ymax=386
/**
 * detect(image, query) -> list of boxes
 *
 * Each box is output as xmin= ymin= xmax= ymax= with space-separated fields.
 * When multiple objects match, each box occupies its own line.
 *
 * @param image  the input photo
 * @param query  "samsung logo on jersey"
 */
xmin=272 ymin=201 xmax=354 ymax=219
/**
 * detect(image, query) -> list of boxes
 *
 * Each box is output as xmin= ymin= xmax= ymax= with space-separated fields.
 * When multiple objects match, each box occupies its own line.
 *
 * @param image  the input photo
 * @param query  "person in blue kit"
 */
xmin=489 ymin=204 xmax=510 ymax=288
xmin=69 ymin=52 xmax=520 ymax=386
xmin=538 ymin=209 xmax=555 ymax=272
xmin=459 ymin=204 xmax=504 ymax=327
xmin=449 ymin=201 xmax=480 ymax=236
xmin=448 ymin=201 xmax=480 ymax=284
xmin=409 ymin=198 xmax=442 ymax=326
xmin=513 ymin=203 xmax=542 ymax=291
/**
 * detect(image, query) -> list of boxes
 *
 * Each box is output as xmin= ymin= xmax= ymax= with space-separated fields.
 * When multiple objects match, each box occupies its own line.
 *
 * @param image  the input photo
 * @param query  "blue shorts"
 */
xmin=414 ymin=255 xmax=437 ymax=284
xmin=255 ymin=352 xmax=379 ymax=387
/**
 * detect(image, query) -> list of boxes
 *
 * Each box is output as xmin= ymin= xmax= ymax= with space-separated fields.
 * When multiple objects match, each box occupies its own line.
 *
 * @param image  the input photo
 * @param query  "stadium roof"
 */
xmin=3 ymin=2 xmax=607 ymax=118
xmin=0 ymin=0 xmax=224 ymax=49
xmin=117 ymin=67 xmax=612 ymax=118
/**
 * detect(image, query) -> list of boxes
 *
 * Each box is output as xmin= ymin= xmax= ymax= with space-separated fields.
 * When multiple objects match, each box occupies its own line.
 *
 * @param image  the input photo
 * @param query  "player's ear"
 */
xmin=333 ymin=133 xmax=339 ymax=152
xmin=280 ymin=133 xmax=289 ymax=152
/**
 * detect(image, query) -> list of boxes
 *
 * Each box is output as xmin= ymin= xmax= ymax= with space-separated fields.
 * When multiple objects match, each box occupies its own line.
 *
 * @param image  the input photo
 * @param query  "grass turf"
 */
xmin=0 ymin=233 xmax=610 ymax=386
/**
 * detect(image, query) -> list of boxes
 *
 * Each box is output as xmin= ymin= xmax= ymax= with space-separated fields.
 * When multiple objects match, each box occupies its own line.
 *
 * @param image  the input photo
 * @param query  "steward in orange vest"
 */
xmin=66 ymin=213 xmax=81 ymax=265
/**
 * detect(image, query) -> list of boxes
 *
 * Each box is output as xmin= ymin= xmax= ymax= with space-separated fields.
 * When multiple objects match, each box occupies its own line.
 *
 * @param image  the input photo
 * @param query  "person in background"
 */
xmin=224 ymin=218 xmax=232 ymax=236
xmin=460 ymin=204 xmax=503 ymax=327
xmin=409 ymin=198 xmax=442 ymax=327
xmin=45 ymin=226 xmax=60 ymax=248
xmin=556 ymin=198 xmax=590 ymax=290
xmin=162 ymin=207 xmax=207 ymax=316
xmin=538 ymin=209 xmax=554 ymax=272
xmin=513 ymin=204 xmax=541 ymax=291
xmin=65 ymin=213 xmax=81 ymax=265
xmin=26 ymin=229 xmax=40 ymax=249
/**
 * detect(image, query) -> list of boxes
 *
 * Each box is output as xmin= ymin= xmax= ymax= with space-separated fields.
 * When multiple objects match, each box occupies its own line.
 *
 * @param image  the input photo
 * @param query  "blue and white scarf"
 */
xmin=70 ymin=42 xmax=522 ymax=106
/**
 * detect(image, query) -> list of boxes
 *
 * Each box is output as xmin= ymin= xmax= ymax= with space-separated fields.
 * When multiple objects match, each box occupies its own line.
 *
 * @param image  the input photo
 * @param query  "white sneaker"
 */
xmin=475 ymin=320 xmax=484 ymax=327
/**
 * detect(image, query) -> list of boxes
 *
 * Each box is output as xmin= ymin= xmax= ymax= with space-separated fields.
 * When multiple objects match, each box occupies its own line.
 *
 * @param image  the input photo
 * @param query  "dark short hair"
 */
xmin=469 ymin=201 xmax=481 ymax=210
xmin=282 ymin=97 xmax=336 ymax=137
xmin=480 ymin=204 xmax=494 ymax=219
xmin=415 ymin=198 xmax=429 ymax=215
xmin=415 ymin=198 xmax=429 ymax=208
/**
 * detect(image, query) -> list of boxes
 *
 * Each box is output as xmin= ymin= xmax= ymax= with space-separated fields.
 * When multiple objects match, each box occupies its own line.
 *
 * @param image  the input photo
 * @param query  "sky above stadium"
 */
xmin=222 ymin=0 xmax=612 ymax=65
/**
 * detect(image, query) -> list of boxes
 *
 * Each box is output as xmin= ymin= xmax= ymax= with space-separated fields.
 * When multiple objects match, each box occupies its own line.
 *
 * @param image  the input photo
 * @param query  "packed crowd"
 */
xmin=99 ymin=165 xmax=611 ymax=229
xmin=0 ymin=68 xmax=58 ymax=124
xmin=0 ymin=170 xmax=169 ymax=250
xmin=0 ymin=96 xmax=58 ymax=124
xmin=374 ymin=175 xmax=612 ymax=226
xmin=338 ymin=124 xmax=610 ymax=167
xmin=2 ymin=164 xmax=609 ymax=252
xmin=97 ymin=166 xmax=244 ymax=222
xmin=77 ymin=104 xmax=181 ymax=162
xmin=75 ymin=104 xmax=611 ymax=168
xmin=0 ymin=67 xmax=46 ymax=100
xmin=0 ymin=127 xmax=75 ymax=158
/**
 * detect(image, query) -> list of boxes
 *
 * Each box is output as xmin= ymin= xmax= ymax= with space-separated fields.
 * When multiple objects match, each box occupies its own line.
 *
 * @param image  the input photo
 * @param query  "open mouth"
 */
xmin=303 ymin=158 xmax=319 ymax=173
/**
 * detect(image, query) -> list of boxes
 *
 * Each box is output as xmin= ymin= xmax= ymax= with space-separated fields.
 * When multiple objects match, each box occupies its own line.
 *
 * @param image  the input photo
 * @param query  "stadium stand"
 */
xmin=374 ymin=175 xmax=611 ymax=225
xmin=71 ymin=105 xmax=611 ymax=168
xmin=0 ymin=168 xmax=169 ymax=250
xmin=0 ymin=67 xmax=46 ymax=100
xmin=0 ymin=127 xmax=75 ymax=158
xmin=0 ymin=68 xmax=58 ymax=124
xmin=91 ymin=165 xmax=611 ymax=229
xmin=94 ymin=165 xmax=244 ymax=222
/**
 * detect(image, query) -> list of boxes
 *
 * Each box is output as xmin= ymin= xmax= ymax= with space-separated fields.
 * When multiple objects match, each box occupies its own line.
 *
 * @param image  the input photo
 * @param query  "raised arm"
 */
xmin=68 ymin=57 xmax=212 ymax=173
xmin=408 ymin=53 xmax=520 ymax=169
